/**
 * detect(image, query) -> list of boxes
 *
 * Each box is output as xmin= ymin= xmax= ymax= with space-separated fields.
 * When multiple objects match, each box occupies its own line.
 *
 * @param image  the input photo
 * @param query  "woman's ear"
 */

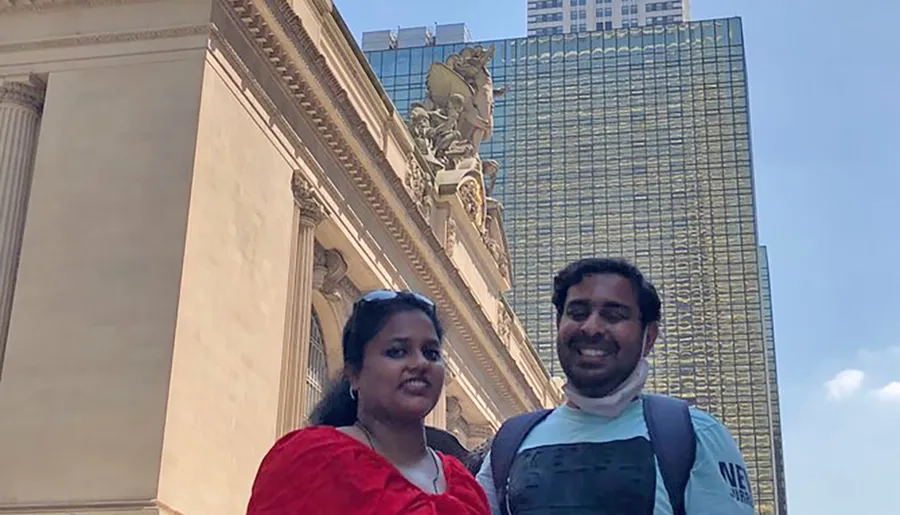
xmin=343 ymin=365 xmax=360 ymax=391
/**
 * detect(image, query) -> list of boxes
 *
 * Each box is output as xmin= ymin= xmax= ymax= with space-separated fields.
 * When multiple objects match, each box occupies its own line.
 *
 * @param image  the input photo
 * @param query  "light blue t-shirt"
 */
xmin=475 ymin=396 xmax=756 ymax=515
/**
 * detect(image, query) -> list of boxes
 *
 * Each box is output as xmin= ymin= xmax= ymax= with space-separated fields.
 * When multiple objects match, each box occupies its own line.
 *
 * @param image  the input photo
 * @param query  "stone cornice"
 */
xmin=0 ymin=25 xmax=210 ymax=54
xmin=0 ymin=0 xmax=156 ymax=15
xmin=0 ymin=79 xmax=45 ymax=111
xmin=223 ymin=0 xmax=547 ymax=412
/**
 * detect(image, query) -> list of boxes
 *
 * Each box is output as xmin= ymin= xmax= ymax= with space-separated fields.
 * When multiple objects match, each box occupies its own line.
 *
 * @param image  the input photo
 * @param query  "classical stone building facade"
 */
xmin=0 ymin=0 xmax=560 ymax=513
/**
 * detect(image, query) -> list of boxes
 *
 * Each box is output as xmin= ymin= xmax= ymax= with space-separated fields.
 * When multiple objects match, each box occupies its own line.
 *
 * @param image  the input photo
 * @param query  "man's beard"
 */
xmin=560 ymin=334 xmax=639 ymax=397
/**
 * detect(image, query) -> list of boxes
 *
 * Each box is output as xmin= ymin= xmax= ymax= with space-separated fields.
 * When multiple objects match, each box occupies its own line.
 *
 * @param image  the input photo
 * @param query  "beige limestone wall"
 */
xmin=155 ymin=53 xmax=297 ymax=515
xmin=0 ymin=54 xmax=206 ymax=506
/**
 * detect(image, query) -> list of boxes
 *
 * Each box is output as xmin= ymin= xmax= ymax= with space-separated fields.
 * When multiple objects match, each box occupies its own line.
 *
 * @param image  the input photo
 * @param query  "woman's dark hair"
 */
xmin=425 ymin=426 xmax=470 ymax=462
xmin=307 ymin=291 xmax=444 ymax=427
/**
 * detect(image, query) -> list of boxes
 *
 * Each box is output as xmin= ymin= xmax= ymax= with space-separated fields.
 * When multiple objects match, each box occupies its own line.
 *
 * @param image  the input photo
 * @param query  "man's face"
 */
xmin=557 ymin=273 xmax=657 ymax=397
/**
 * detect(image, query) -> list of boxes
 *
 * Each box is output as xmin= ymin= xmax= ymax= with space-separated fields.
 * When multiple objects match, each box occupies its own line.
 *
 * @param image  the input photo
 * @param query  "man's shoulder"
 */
xmin=683 ymin=405 xmax=744 ymax=458
xmin=686 ymin=405 xmax=729 ymax=434
xmin=643 ymin=395 xmax=736 ymax=443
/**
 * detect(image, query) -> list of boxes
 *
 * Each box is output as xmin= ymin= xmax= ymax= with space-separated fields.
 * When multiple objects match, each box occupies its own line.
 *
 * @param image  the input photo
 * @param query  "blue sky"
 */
xmin=335 ymin=1 xmax=900 ymax=513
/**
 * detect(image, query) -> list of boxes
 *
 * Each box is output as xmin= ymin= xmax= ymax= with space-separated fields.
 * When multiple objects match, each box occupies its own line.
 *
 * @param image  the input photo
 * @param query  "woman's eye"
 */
xmin=423 ymin=349 xmax=441 ymax=362
xmin=385 ymin=348 xmax=405 ymax=358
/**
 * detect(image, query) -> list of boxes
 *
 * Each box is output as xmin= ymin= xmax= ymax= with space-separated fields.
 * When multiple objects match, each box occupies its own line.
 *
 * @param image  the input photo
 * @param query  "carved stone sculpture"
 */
xmin=406 ymin=45 xmax=514 ymax=280
xmin=407 ymin=44 xmax=505 ymax=195
xmin=314 ymin=247 xmax=348 ymax=301
xmin=497 ymin=303 xmax=512 ymax=345
xmin=457 ymin=177 xmax=484 ymax=228
xmin=403 ymin=153 xmax=434 ymax=219
xmin=445 ymin=218 xmax=457 ymax=258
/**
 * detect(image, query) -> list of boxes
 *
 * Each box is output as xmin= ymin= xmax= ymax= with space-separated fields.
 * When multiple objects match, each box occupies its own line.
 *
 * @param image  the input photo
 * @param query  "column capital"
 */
xmin=291 ymin=170 xmax=326 ymax=226
xmin=0 ymin=77 xmax=45 ymax=112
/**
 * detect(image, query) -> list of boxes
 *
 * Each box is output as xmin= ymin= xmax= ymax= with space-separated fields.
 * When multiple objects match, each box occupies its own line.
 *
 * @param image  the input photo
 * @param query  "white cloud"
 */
xmin=825 ymin=369 xmax=865 ymax=400
xmin=876 ymin=382 xmax=900 ymax=401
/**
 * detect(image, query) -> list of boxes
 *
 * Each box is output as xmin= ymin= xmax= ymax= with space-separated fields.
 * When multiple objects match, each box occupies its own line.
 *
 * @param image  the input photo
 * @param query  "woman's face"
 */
xmin=351 ymin=309 xmax=445 ymax=423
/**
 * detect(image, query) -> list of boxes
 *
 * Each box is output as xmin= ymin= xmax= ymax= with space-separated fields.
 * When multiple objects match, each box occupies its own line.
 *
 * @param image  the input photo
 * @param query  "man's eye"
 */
xmin=603 ymin=312 xmax=627 ymax=323
xmin=567 ymin=308 xmax=589 ymax=320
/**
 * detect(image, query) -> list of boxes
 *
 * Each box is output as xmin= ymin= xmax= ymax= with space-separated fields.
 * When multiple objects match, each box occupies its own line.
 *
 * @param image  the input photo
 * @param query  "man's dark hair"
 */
xmin=551 ymin=257 xmax=661 ymax=327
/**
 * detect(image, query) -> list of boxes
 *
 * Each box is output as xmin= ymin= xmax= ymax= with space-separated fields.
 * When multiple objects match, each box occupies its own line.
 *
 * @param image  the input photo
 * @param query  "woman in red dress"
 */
xmin=246 ymin=290 xmax=490 ymax=515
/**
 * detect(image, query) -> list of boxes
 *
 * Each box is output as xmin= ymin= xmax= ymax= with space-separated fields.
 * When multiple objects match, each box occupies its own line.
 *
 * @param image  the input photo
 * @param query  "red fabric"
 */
xmin=247 ymin=425 xmax=490 ymax=515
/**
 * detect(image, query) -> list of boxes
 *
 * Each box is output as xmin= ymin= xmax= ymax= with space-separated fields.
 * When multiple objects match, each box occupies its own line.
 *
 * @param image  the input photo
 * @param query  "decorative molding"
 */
xmin=313 ymin=247 xmax=348 ymax=301
xmin=457 ymin=178 xmax=484 ymax=229
xmin=0 ymin=79 xmax=45 ymax=112
xmin=446 ymin=395 xmax=462 ymax=425
xmin=337 ymin=276 xmax=361 ymax=301
xmin=290 ymin=170 xmax=326 ymax=226
xmin=484 ymin=234 xmax=511 ymax=281
xmin=0 ymin=0 xmax=157 ymax=15
xmin=497 ymin=303 xmax=513 ymax=346
xmin=221 ymin=0 xmax=544 ymax=412
xmin=445 ymin=217 xmax=457 ymax=258
xmin=403 ymin=152 xmax=434 ymax=221
xmin=0 ymin=25 xmax=210 ymax=54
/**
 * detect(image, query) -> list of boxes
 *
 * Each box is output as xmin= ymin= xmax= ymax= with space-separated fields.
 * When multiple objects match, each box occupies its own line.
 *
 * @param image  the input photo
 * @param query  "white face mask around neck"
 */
xmin=563 ymin=328 xmax=650 ymax=418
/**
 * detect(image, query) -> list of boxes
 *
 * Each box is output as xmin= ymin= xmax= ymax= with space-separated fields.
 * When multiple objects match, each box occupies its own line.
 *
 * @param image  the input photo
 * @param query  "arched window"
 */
xmin=305 ymin=310 xmax=328 ymax=416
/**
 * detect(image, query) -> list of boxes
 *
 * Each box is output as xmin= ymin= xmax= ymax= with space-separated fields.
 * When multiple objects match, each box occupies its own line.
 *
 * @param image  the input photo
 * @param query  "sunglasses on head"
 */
xmin=355 ymin=289 xmax=436 ymax=314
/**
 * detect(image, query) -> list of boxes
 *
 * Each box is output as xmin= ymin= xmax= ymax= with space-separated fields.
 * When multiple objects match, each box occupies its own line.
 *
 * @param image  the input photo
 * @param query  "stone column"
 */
xmin=276 ymin=171 xmax=326 ymax=436
xmin=0 ymin=76 xmax=45 ymax=369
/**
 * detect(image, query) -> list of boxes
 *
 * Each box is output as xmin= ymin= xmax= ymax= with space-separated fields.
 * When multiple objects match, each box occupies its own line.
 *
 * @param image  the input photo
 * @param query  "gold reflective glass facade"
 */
xmin=758 ymin=246 xmax=788 ymax=515
xmin=366 ymin=17 xmax=784 ymax=514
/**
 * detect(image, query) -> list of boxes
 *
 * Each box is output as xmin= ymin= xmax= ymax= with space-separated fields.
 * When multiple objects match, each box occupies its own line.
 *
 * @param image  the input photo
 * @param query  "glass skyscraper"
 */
xmin=758 ymin=246 xmax=788 ymax=515
xmin=365 ymin=18 xmax=785 ymax=514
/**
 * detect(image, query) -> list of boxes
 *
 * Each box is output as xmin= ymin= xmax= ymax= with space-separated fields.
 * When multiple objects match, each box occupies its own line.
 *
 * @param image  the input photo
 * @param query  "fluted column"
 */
xmin=277 ymin=171 xmax=326 ymax=436
xmin=0 ymin=76 xmax=45 ymax=371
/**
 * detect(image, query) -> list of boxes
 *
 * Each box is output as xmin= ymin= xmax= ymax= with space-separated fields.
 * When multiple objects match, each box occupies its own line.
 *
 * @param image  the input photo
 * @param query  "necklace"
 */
xmin=355 ymin=420 xmax=441 ymax=494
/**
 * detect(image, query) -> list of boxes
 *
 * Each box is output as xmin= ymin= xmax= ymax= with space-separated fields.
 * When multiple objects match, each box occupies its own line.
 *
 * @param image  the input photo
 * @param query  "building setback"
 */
xmin=528 ymin=0 xmax=690 ymax=35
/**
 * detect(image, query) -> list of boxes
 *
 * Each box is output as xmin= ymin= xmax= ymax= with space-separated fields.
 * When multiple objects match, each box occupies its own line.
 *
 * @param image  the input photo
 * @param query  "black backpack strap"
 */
xmin=642 ymin=394 xmax=697 ymax=515
xmin=491 ymin=409 xmax=553 ymax=515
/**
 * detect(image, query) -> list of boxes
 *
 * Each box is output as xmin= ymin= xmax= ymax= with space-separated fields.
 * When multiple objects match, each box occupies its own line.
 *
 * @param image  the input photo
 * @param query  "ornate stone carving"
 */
xmin=483 ymin=159 xmax=499 ymax=197
xmin=484 ymin=234 xmax=511 ymax=281
xmin=290 ymin=170 xmax=326 ymax=225
xmin=445 ymin=218 xmax=457 ymax=258
xmin=457 ymin=177 xmax=484 ymax=228
xmin=408 ymin=44 xmax=508 ymax=235
xmin=409 ymin=44 xmax=504 ymax=167
xmin=0 ymin=78 xmax=45 ymax=112
xmin=338 ymin=276 xmax=361 ymax=301
xmin=497 ymin=303 xmax=513 ymax=345
xmin=446 ymin=396 xmax=462 ymax=426
xmin=403 ymin=153 xmax=434 ymax=220
xmin=313 ymin=247 xmax=348 ymax=301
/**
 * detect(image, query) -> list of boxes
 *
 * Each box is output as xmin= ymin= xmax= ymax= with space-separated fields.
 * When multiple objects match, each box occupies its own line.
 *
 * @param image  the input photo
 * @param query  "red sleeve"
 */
xmin=246 ymin=427 xmax=490 ymax=515
xmin=246 ymin=427 xmax=367 ymax=515
xmin=441 ymin=453 xmax=491 ymax=514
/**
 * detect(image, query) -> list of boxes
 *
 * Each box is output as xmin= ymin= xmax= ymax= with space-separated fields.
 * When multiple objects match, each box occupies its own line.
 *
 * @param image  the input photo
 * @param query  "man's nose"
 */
xmin=580 ymin=311 xmax=608 ymax=337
